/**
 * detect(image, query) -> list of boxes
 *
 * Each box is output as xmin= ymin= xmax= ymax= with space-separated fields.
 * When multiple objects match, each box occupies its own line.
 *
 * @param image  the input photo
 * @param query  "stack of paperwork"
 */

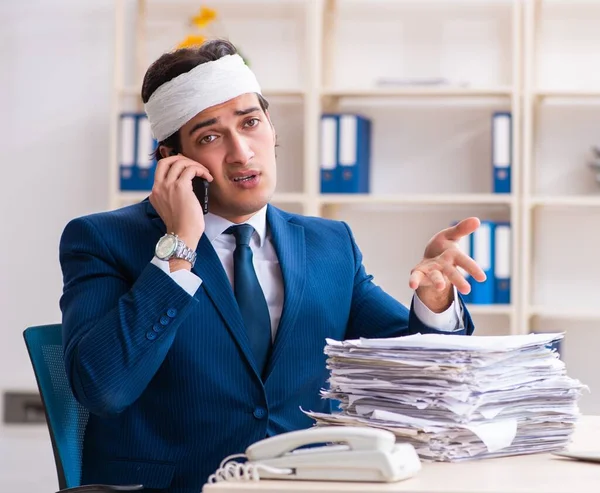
xmin=305 ymin=333 xmax=587 ymax=461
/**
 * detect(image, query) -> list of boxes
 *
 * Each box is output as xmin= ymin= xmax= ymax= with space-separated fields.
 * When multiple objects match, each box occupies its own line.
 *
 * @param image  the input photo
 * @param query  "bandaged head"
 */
xmin=144 ymin=53 xmax=262 ymax=142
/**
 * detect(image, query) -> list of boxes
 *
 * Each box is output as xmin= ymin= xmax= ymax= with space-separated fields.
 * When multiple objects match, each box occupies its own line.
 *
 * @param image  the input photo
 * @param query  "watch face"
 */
xmin=156 ymin=235 xmax=177 ymax=259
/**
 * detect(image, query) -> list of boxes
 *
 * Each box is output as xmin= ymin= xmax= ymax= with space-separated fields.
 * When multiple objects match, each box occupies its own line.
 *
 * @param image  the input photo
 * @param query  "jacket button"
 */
xmin=160 ymin=315 xmax=170 ymax=326
xmin=253 ymin=407 xmax=267 ymax=419
xmin=167 ymin=308 xmax=178 ymax=318
xmin=146 ymin=331 xmax=157 ymax=341
xmin=152 ymin=323 xmax=163 ymax=333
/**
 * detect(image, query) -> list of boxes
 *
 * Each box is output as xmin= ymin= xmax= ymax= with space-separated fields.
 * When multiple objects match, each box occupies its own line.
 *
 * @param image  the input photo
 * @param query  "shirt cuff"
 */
xmin=150 ymin=256 xmax=202 ymax=297
xmin=413 ymin=286 xmax=464 ymax=332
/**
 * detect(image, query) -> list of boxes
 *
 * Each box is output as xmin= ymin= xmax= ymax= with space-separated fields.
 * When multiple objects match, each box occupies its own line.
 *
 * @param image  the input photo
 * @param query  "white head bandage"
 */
xmin=144 ymin=53 xmax=262 ymax=142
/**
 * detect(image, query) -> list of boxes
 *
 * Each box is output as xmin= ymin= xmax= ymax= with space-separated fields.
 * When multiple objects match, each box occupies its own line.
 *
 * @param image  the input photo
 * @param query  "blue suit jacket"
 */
xmin=59 ymin=200 xmax=473 ymax=493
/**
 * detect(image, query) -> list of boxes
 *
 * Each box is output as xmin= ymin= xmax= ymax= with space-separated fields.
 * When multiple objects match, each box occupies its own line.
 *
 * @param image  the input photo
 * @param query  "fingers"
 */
xmin=410 ymin=267 xmax=448 ymax=292
xmin=154 ymin=155 xmax=183 ymax=183
xmin=410 ymin=266 xmax=448 ymax=290
xmin=177 ymin=165 xmax=212 ymax=186
xmin=454 ymin=251 xmax=487 ymax=282
xmin=156 ymin=156 xmax=214 ymax=186
xmin=409 ymin=270 xmax=425 ymax=290
xmin=192 ymin=164 xmax=213 ymax=182
xmin=409 ymin=248 xmax=487 ymax=294
xmin=443 ymin=217 xmax=481 ymax=242
xmin=163 ymin=160 xmax=189 ymax=186
xmin=442 ymin=265 xmax=472 ymax=295
xmin=427 ymin=269 xmax=446 ymax=291
xmin=411 ymin=265 xmax=466 ymax=294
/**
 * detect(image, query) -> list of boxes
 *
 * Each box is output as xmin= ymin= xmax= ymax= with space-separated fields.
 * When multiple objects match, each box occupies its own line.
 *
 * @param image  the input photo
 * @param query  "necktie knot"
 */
xmin=225 ymin=224 xmax=255 ymax=247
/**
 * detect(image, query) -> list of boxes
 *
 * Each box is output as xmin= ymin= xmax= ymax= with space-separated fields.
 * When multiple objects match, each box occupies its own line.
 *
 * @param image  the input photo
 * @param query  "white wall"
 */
xmin=0 ymin=0 xmax=113 ymax=388
xmin=0 ymin=0 xmax=113 ymax=490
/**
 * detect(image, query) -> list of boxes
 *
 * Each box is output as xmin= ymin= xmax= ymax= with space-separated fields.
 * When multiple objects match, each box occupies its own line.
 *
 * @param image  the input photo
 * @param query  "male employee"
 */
xmin=59 ymin=39 xmax=484 ymax=493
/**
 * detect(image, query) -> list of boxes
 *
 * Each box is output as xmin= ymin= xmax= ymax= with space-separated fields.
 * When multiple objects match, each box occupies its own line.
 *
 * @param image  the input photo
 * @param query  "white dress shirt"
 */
xmin=151 ymin=205 xmax=464 ymax=339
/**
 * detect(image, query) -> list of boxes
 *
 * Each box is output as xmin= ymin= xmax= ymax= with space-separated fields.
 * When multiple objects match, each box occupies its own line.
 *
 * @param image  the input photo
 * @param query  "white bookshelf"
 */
xmin=318 ymin=0 xmax=521 ymax=335
xmin=522 ymin=0 xmax=600 ymax=413
xmin=319 ymin=194 xmax=514 ymax=205
xmin=110 ymin=0 xmax=600 ymax=411
xmin=321 ymin=87 xmax=514 ymax=98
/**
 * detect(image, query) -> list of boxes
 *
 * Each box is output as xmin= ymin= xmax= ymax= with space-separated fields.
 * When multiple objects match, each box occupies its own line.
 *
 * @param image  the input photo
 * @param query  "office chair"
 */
xmin=23 ymin=324 xmax=142 ymax=493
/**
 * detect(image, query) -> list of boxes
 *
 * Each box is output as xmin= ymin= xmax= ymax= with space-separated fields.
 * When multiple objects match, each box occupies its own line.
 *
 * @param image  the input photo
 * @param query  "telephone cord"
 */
xmin=207 ymin=453 xmax=293 ymax=483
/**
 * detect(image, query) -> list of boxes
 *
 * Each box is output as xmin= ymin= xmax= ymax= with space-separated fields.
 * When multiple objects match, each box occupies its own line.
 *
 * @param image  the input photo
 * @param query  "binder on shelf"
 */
xmin=492 ymin=111 xmax=511 ymax=194
xmin=469 ymin=220 xmax=495 ymax=304
xmin=454 ymin=222 xmax=472 ymax=304
xmin=134 ymin=113 xmax=157 ymax=190
xmin=118 ymin=112 xmax=137 ymax=191
xmin=494 ymin=221 xmax=511 ymax=304
xmin=320 ymin=114 xmax=338 ymax=193
xmin=119 ymin=112 xmax=157 ymax=191
xmin=337 ymin=113 xmax=371 ymax=194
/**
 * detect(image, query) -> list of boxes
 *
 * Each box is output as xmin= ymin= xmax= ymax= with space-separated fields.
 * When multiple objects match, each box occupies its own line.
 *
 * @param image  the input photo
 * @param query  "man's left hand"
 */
xmin=409 ymin=217 xmax=486 ymax=313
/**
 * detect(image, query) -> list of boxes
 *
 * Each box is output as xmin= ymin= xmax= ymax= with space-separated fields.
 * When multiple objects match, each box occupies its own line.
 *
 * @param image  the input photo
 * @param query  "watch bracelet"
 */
xmin=172 ymin=234 xmax=197 ymax=267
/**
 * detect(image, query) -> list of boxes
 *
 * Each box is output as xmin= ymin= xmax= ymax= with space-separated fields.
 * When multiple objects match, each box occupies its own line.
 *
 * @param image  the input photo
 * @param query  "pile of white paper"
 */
xmin=305 ymin=333 xmax=588 ymax=461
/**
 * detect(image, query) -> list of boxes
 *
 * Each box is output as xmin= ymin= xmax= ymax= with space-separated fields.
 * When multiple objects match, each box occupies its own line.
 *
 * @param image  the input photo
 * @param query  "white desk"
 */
xmin=202 ymin=416 xmax=600 ymax=493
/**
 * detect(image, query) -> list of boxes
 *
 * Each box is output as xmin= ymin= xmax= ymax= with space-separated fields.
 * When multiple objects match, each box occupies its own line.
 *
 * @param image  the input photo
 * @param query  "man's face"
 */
xmin=179 ymin=93 xmax=277 ymax=222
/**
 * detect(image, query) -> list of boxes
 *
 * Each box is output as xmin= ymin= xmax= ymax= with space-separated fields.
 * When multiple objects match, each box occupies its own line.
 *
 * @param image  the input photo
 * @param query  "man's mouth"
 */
xmin=230 ymin=171 xmax=261 ymax=189
xmin=232 ymin=175 xmax=257 ymax=183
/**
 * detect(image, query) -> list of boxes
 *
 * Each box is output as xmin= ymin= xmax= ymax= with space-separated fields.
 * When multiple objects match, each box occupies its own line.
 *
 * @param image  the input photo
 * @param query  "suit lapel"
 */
xmin=264 ymin=205 xmax=306 ymax=381
xmin=145 ymin=199 xmax=261 ymax=378
xmin=192 ymin=235 xmax=261 ymax=377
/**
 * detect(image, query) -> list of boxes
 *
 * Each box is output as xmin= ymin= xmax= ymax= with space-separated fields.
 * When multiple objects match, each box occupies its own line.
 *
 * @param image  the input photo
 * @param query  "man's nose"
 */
xmin=226 ymin=133 xmax=254 ymax=165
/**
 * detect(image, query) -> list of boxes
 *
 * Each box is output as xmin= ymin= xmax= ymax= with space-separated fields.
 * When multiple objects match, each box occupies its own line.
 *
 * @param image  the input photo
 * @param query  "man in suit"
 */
xmin=59 ymin=39 xmax=484 ymax=493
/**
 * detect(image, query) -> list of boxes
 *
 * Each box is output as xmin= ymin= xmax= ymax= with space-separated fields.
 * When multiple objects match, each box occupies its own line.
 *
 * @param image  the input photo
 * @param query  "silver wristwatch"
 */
xmin=155 ymin=233 xmax=197 ymax=267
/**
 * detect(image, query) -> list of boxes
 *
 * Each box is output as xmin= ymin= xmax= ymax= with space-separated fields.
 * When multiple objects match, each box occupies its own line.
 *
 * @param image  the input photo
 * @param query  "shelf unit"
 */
xmin=110 ymin=0 xmax=600 ymax=348
xmin=321 ymin=86 xmax=514 ymax=98
xmin=316 ymin=0 xmax=522 ymax=334
xmin=520 ymin=0 xmax=600 ymax=413
xmin=521 ymin=0 xmax=600 ymax=325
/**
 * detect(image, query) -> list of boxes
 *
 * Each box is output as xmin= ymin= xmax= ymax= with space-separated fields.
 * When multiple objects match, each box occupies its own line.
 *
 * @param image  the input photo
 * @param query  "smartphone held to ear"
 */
xmin=169 ymin=150 xmax=209 ymax=215
xmin=193 ymin=177 xmax=209 ymax=215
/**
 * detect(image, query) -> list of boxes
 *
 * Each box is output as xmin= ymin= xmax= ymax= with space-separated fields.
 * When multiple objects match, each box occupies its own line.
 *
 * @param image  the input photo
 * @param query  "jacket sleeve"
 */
xmin=341 ymin=221 xmax=474 ymax=340
xmin=59 ymin=216 xmax=199 ymax=416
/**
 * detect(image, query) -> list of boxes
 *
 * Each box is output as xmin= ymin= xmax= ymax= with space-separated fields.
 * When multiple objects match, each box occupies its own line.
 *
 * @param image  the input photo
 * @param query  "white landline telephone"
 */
xmin=207 ymin=426 xmax=421 ymax=484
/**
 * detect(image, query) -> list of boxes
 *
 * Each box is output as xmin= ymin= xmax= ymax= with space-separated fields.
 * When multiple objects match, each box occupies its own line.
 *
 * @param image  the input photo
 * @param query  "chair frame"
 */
xmin=23 ymin=324 xmax=142 ymax=493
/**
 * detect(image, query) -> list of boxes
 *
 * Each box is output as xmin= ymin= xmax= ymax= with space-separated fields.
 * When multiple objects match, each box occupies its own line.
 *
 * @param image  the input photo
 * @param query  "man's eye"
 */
xmin=245 ymin=118 xmax=260 ymax=127
xmin=200 ymin=135 xmax=217 ymax=144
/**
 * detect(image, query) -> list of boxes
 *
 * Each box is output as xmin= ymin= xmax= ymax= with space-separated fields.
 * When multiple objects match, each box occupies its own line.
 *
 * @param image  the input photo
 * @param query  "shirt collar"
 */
xmin=204 ymin=204 xmax=268 ymax=247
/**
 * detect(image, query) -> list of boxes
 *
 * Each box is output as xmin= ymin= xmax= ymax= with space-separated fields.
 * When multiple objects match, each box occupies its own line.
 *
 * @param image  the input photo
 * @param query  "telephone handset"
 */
xmin=207 ymin=426 xmax=421 ymax=484
xmin=169 ymin=150 xmax=209 ymax=215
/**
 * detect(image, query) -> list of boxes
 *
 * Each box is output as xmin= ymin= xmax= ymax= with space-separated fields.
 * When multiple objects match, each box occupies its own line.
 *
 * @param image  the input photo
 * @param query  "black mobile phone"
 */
xmin=170 ymin=150 xmax=209 ymax=215
xmin=192 ymin=177 xmax=209 ymax=215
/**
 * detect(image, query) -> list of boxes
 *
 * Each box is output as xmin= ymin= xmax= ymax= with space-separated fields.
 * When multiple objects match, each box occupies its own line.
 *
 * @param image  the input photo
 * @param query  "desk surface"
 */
xmin=202 ymin=416 xmax=600 ymax=493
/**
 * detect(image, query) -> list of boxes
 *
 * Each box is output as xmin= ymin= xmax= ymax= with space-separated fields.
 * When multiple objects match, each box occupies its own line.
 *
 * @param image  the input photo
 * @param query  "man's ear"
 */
xmin=265 ymin=110 xmax=277 ymax=146
xmin=159 ymin=145 xmax=174 ymax=159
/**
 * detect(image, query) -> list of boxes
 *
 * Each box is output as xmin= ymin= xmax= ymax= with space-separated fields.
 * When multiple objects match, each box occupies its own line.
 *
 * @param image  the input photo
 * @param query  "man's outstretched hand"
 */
xmin=409 ymin=217 xmax=486 ymax=313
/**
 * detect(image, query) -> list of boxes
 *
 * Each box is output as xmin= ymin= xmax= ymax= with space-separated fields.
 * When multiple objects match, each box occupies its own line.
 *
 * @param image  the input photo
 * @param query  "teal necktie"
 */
xmin=225 ymin=224 xmax=272 ymax=376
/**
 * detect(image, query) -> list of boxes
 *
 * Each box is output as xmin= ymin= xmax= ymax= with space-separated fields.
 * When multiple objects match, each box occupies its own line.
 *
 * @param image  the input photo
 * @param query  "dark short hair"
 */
xmin=141 ymin=38 xmax=270 ymax=161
